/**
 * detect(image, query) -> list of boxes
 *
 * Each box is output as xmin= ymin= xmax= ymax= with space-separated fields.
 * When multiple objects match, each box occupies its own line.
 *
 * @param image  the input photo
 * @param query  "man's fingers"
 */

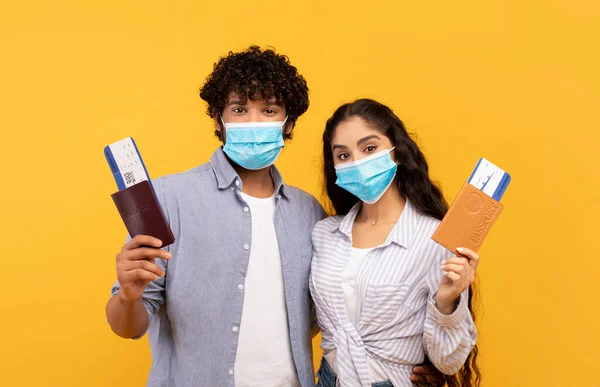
xmin=126 ymin=260 xmax=165 ymax=278
xmin=425 ymin=373 xmax=442 ymax=383
xmin=124 ymin=268 xmax=160 ymax=283
xmin=412 ymin=366 xmax=432 ymax=375
xmin=411 ymin=365 xmax=437 ymax=384
xmin=121 ymin=247 xmax=171 ymax=261
xmin=410 ymin=374 xmax=427 ymax=383
xmin=412 ymin=364 xmax=443 ymax=386
xmin=123 ymin=235 xmax=163 ymax=250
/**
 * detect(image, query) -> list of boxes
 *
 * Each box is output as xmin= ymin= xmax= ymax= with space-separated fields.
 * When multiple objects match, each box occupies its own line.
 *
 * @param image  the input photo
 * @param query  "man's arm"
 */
xmin=106 ymin=294 xmax=150 ymax=339
xmin=105 ymin=235 xmax=170 ymax=338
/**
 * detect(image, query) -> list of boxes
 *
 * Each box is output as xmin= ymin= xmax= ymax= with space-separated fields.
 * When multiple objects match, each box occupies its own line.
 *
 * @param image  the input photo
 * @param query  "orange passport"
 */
xmin=432 ymin=182 xmax=504 ymax=254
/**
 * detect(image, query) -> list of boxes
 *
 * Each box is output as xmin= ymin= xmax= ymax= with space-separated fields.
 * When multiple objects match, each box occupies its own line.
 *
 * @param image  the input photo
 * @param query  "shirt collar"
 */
xmin=209 ymin=147 xmax=290 ymax=200
xmin=334 ymin=198 xmax=418 ymax=249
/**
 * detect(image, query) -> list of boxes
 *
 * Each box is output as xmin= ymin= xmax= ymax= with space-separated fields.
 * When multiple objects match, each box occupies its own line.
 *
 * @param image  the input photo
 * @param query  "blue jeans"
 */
xmin=316 ymin=357 xmax=394 ymax=387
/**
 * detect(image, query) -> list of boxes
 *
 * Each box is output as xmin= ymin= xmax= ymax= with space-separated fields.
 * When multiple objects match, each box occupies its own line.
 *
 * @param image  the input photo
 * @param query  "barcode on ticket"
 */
xmin=124 ymin=171 xmax=136 ymax=185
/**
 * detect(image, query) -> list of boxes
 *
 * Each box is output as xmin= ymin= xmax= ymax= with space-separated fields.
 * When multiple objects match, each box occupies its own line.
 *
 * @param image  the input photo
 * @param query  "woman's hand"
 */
xmin=435 ymin=247 xmax=479 ymax=315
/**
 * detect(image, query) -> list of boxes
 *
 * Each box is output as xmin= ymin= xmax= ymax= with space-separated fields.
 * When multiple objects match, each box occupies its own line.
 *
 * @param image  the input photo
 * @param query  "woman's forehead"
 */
xmin=333 ymin=117 xmax=382 ymax=142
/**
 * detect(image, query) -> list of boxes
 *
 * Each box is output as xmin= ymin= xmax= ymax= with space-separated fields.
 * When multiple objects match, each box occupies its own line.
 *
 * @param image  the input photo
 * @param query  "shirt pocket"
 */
xmin=360 ymin=283 xmax=411 ymax=326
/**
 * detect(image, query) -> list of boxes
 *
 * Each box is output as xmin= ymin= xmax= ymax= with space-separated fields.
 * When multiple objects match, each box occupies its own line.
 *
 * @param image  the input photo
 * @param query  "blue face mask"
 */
xmin=335 ymin=147 xmax=397 ymax=204
xmin=221 ymin=117 xmax=287 ymax=170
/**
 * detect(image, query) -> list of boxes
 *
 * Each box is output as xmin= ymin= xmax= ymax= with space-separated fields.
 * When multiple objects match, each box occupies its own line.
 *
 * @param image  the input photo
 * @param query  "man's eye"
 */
xmin=233 ymin=108 xmax=246 ymax=113
xmin=265 ymin=109 xmax=277 ymax=114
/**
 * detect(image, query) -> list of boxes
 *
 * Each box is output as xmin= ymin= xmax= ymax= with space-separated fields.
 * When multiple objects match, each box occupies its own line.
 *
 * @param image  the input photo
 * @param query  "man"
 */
xmin=105 ymin=46 xmax=443 ymax=387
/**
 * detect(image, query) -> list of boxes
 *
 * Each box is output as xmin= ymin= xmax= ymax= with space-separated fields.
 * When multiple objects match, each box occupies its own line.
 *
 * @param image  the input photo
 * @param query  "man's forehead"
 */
xmin=226 ymin=91 xmax=280 ymax=106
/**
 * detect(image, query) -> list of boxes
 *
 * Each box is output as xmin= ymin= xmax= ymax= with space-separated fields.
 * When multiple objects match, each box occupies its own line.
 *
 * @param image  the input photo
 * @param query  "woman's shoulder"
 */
xmin=310 ymin=216 xmax=346 ymax=259
xmin=313 ymin=215 xmax=344 ymax=232
xmin=311 ymin=215 xmax=345 ymax=241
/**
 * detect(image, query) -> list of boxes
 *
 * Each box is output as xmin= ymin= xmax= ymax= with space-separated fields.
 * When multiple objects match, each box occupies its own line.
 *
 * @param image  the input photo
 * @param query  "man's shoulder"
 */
xmin=284 ymin=184 xmax=317 ymax=202
xmin=153 ymin=163 xmax=214 ymax=190
xmin=284 ymin=185 xmax=325 ymax=224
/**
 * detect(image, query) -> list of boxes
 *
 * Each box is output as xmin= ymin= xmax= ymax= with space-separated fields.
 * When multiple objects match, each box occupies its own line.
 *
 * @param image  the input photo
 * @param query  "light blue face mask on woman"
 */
xmin=335 ymin=147 xmax=397 ymax=204
xmin=221 ymin=117 xmax=288 ymax=170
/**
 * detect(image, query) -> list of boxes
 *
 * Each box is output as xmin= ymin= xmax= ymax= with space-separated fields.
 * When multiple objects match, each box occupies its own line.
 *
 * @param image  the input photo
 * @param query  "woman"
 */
xmin=310 ymin=99 xmax=481 ymax=387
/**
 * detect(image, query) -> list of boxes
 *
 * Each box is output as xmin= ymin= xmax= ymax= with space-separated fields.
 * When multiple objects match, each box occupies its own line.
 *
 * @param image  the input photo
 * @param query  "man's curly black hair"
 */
xmin=199 ymin=45 xmax=309 ymax=141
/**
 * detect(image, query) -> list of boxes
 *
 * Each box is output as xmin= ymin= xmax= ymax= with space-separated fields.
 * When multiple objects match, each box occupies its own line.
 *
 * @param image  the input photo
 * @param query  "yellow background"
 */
xmin=1 ymin=1 xmax=599 ymax=386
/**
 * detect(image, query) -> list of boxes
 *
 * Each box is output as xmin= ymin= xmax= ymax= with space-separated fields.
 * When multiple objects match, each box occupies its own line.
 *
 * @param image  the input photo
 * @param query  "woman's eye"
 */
xmin=338 ymin=153 xmax=349 ymax=160
xmin=365 ymin=145 xmax=377 ymax=153
xmin=265 ymin=109 xmax=277 ymax=114
xmin=232 ymin=108 xmax=246 ymax=113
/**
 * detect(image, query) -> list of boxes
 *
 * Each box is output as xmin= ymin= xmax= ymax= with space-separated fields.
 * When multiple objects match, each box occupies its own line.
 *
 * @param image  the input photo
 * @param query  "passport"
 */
xmin=105 ymin=137 xmax=175 ymax=247
xmin=432 ymin=158 xmax=509 ymax=254
xmin=111 ymin=180 xmax=175 ymax=247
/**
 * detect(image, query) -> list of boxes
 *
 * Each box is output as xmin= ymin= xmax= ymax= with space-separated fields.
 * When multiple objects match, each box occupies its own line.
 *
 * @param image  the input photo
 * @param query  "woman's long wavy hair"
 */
xmin=322 ymin=98 xmax=481 ymax=387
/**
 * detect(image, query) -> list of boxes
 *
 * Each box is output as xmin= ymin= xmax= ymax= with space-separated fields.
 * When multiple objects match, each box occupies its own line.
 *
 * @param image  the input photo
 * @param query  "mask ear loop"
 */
xmin=216 ymin=115 xmax=227 ymax=143
xmin=281 ymin=116 xmax=291 ymax=144
xmin=281 ymin=115 xmax=290 ymax=134
xmin=389 ymin=146 xmax=402 ymax=166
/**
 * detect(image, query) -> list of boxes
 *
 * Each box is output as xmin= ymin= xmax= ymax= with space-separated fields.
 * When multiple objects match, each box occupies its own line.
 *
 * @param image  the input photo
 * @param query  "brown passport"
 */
xmin=432 ymin=182 xmax=503 ymax=254
xmin=111 ymin=180 xmax=175 ymax=247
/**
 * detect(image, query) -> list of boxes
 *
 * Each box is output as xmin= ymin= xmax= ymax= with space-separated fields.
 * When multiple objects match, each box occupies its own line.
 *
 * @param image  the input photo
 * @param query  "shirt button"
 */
xmin=238 ymin=284 xmax=244 ymax=290
xmin=275 ymin=195 xmax=281 ymax=199
xmin=230 ymin=187 xmax=235 ymax=191
xmin=243 ymin=244 xmax=249 ymax=250
xmin=232 ymin=325 xmax=239 ymax=333
xmin=243 ymin=207 xmax=249 ymax=213
xmin=228 ymin=369 xmax=234 ymax=375
xmin=235 ymin=180 xmax=240 ymax=186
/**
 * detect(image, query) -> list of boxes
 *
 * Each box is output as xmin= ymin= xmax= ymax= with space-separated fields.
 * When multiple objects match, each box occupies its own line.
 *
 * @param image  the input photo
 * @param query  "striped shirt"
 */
xmin=309 ymin=200 xmax=477 ymax=387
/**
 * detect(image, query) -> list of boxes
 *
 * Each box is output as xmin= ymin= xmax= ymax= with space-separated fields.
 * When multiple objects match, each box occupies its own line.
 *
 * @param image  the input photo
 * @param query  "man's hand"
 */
xmin=115 ymin=235 xmax=171 ymax=302
xmin=106 ymin=234 xmax=171 ymax=339
xmin=411 ymin=364 xmax=445 ymax=387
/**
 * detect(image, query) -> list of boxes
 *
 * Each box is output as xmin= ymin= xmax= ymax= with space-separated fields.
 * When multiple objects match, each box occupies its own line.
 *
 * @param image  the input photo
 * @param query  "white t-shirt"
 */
xmin=324 ymin=247 xmax=389 ymax=383
xmin=234 ymin=192 xmax=300 ymax=387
